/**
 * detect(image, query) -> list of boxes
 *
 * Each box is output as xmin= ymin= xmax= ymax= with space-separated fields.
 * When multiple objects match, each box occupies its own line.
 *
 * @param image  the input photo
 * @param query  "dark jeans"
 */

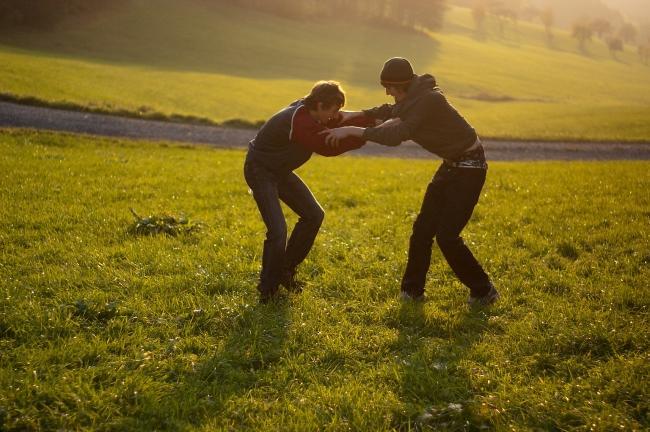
xmin=244 ymin=159 xmax=324 ymax=296
xmin=401 ymin=163 xmax=491 ymax=297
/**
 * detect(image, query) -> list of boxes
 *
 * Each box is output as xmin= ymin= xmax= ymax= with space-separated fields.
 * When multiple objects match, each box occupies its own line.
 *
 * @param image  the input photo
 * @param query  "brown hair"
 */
xmin=303 ymin=81 xmax=345 ymax=110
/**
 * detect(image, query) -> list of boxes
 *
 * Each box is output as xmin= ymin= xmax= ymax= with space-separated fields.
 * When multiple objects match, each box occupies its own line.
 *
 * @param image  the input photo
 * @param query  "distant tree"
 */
xmin=396 ymin=0 xmax=448 ymax=31
xmin=540 ymin=6 xmax=554 ymax=41
xmin=639 ymin=43 xmax=650 ymax=65
xmin=618 ymin=23 xmax=638 ymax=44
xmin=510 ymin=9 xmax=519 ymax=27
xmin=572 ymin=21 xmax=593 ymax=50
xmin=606 ymin=36 xmax=623 ymax=57
xmin=639 ymin=23 xmax=650 ymax=45
xmin=491 ymin=2 xmax=518 ymax=36
xmin=520 ymin=4 xmax=540 ymax=22
xmin=472 ymin=0 xmax=487 ymax=34
xmin=590 ymin=18 xmax=612 ymax=40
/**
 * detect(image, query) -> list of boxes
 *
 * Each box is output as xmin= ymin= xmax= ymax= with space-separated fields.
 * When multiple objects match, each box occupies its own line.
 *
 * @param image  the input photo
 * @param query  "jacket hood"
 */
xmin=408 ymin=74 xmax=437 ymax=97
xmin=393 ymin=74 xmax=438 ymax=116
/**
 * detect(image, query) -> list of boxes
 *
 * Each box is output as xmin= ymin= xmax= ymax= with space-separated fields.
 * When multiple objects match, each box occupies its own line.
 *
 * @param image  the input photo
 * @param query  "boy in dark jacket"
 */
xmin=245 ymin=81 xmax=373 ymax=303
xmin=320 ymin=58 xmax=499 ymax=307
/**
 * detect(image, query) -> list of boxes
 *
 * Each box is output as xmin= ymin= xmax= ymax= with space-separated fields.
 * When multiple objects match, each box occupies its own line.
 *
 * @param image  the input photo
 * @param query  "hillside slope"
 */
xmin=0 ymin=0 xmax=648 ymax=141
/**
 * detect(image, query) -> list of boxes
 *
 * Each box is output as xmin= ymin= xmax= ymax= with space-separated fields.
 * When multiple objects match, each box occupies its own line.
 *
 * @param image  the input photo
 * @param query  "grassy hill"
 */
xmin=0 ymin=0 xmax=649 ymax=141
xmin=1 ymin=129 xmax=648 ymax=430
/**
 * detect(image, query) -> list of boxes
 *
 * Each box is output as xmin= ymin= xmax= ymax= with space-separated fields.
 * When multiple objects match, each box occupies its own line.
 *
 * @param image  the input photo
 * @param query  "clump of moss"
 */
xmin=127 ymin=208 xmax=203 ymax=236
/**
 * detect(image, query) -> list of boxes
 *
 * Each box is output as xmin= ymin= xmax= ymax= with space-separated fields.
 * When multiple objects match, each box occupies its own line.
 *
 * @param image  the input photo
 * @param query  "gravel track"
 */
xmin=2 ymin=101 xmax=649 ymax=161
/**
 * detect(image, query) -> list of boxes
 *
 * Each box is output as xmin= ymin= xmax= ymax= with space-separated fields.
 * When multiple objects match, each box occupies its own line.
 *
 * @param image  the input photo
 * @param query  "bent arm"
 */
xmin=292 ymin=109 xmax=374 ymax=156
xmin=362 ymin=104 xmax=394 ymax=121
xmin=316 ymin=115 xmax=376 ymax=156
xmin=361 ymin=96 xmax=431 ymax=146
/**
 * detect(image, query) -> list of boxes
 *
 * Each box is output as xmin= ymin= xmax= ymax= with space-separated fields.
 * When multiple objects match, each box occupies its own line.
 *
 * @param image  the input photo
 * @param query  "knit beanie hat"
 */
xmin=380 ymin=57 xmax=415 ymax=86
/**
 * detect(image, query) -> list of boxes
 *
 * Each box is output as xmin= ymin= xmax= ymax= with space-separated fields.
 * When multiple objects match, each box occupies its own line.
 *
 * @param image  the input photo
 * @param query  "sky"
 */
xmin=601 ymin=0 xmax=650 ymax=23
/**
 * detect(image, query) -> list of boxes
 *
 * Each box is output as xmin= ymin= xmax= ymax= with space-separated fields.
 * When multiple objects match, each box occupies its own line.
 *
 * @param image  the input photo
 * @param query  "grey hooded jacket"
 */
xmin=361 ymin=74 xmax=478 ymax=160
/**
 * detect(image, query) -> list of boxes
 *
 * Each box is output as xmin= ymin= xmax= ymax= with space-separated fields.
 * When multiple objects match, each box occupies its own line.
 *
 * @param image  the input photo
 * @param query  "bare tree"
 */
xmin=639 ymin=43 xmax=650 ymax=65
xmin=606 ymin=36 xmax=623 ymax=58
xmin=397 ymin=0 xmax=448 ymax=31
xmin=540 ymin=6 xmax=554 ymax=41
xmin=472 ymin=0 xmax=487 ymax=35
xmin=491 ymin=2 xmax=518 ymax=36
xmin=618 ymin=23 xmax=638 ymax=44
xmin=520 ymin=4 xmax=539 ymax=21
xmin=572 ymin=21 xmax=593 ymax=50
xmin=591 ymin=18 xmax=612 ymax=40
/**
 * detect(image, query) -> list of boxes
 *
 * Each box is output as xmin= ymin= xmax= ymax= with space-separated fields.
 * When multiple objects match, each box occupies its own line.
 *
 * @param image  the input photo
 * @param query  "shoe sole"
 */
xmin=468 ymin=290 xmax=500 ymax=307
xmin=400 ymin=292 xmax=425 ymax=302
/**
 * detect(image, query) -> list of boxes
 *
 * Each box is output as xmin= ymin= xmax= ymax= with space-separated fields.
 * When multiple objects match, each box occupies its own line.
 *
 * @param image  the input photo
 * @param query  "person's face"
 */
xmin=384 ymin=85 xmax=408 ymax=103
xmin=315 ymin=103 xmax=341 ymax=124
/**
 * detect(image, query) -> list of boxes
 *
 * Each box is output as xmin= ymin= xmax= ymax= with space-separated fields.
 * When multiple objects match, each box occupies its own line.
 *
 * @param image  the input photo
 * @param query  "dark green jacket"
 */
xmin=362 ymin=74 xmax=478 ymax=160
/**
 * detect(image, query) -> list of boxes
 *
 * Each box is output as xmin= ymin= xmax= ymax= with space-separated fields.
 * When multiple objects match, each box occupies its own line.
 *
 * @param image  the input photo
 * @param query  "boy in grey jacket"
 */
xmin=321 ymin=58 xmax=499 ymax=306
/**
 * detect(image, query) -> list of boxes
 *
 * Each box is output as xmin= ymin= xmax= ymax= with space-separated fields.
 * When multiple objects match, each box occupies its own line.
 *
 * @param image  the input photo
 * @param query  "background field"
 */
xmin=1 ymin=129 xmax=648 ymax=430
xmin=1 ymin=0 xmax=649 ymax=141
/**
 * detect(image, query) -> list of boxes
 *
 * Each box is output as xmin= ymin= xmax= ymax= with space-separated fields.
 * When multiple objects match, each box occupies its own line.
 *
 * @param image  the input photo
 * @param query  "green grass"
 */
xmin=1 ymin=129 xmax=648 ymax=430
xmin=1 ymin=0 xmax=649 ymax=141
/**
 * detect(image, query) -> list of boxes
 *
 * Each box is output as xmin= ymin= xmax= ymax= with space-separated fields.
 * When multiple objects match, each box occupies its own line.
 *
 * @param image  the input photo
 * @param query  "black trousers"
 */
xmin=244 ymin=159 xmax=324 ymax=296
xmin=401 ymin=163 xmax=491 ymax=297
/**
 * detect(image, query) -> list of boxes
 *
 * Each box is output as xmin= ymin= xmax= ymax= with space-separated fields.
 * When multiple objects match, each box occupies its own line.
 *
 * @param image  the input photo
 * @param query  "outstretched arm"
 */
xmin=333 ymin=103 xmax=394 ymax=124
xmin=291 ymin=107 xmax=375 ymax=156
xmin=362 ymin=104 xmax=394 ymax=121
xmin=319 ymin=117 xmax=403 ymax=147
xmin=322 ymin=96 xmax=431 ymax=147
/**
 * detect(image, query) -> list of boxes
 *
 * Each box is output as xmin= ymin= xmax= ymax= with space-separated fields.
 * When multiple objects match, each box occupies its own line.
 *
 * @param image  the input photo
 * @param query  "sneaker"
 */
xmin=258 ymin=283 xmax=280 ymax=304
xmin=259 ymin=290 xmax=282 ymax=304
xmin=259 ymin=293 xmax=273 ymax=304
xmin=400 ymin=291 xmax=425 ymax=302
xmin=279 ymin=268 xmax=304 ymax=293
xmin=468 ymin=285 xmax=500 ymax=307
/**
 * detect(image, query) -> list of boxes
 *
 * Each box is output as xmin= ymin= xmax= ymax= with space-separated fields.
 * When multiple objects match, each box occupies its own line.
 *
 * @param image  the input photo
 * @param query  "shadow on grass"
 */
xmin=112 ymin=297 xmax=291 ymax=430
xmin=390 ymin=300 xmax=494 ymax=431
xmin=0 ymin=2 xmax=440 ymax=85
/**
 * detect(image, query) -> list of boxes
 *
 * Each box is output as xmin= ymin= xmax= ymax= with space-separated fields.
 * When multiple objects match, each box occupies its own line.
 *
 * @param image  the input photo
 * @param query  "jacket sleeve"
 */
xmin=291 ymin=108 xmax=374 ymax=157
xmin=362 ymin=104 xmax=393 ymax=121
xmin=361 ymin=95 xmax=432 ymax=147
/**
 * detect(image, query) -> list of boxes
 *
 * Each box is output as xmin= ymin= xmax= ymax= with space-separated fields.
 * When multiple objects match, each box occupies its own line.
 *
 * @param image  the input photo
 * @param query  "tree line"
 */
xmin=467 ymin=0 xmax=649 ymax=62
xmin=0 ymin=0 xmax=448 ymax=33
xmin=212 ymin=0 xmax=448 ymax=32
xmin=571 ymin=18 xmax=650 ymax=63
xmin=0 ymin=0 xmax=127 ymax=29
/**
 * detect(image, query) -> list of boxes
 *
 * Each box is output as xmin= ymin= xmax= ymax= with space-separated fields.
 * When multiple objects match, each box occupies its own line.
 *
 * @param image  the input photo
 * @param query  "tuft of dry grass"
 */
xmin=127 ymin=208 xmax=204 ymax=237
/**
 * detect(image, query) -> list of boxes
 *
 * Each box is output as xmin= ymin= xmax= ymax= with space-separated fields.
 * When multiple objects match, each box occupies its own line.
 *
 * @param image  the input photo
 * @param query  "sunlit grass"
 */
xmin=0 ymin=1 xmax=649 ymax=141
xmin=1 ymin=129 xmax=648 ymax=430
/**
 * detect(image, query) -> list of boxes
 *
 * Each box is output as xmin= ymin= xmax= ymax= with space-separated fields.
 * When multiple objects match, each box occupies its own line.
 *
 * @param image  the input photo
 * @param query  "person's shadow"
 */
xmin=389 ymin=299 xmax=494 ymax=430
xmin=111 ymin=297 xmax=291 ymax=430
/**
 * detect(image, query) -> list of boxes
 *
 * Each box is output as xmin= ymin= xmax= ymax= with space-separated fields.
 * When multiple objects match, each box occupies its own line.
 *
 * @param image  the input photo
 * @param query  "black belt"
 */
xmin=444 ymin=143 xmax=487 ymax=169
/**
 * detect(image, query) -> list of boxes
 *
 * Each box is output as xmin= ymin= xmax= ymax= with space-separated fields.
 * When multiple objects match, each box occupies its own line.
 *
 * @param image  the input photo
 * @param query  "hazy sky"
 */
xmin=601 ymin=0 xmax=650 ymax=23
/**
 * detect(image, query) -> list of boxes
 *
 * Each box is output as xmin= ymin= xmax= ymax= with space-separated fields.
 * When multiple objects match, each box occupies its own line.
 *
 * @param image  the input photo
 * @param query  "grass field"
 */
xmin=1 ymin=0 xmax=649 ymax=141
xmin=0 ymin=129 xmax=648 ymax=430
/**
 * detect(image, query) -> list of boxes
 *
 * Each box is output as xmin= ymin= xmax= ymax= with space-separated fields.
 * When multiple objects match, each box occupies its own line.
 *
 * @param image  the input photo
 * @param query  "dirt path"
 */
xmin=2 ymin=101 xmax=649 ymax=160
